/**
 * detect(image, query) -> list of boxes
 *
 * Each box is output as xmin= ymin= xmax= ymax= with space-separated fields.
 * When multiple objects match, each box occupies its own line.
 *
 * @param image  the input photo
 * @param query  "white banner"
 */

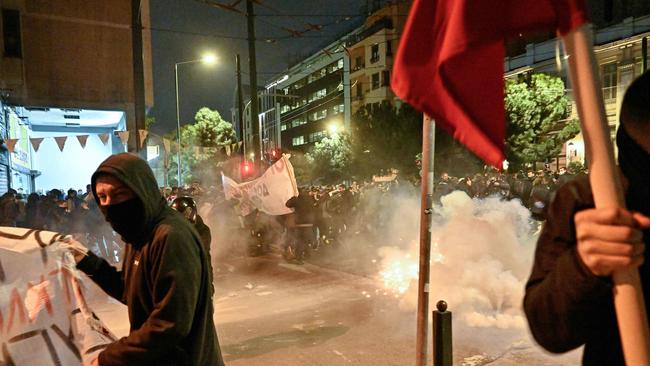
xmin=0 ymin=227 xmax=116 ymax=365
xmin=222 ymin=155 xmax=298 ymax=216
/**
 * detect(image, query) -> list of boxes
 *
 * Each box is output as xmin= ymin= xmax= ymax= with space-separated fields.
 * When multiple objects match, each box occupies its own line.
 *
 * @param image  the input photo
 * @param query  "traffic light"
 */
xmin=269 ymin=148 xmax=281 ymax=162
xmin=241 ymin=160 xmax=254 ymax=179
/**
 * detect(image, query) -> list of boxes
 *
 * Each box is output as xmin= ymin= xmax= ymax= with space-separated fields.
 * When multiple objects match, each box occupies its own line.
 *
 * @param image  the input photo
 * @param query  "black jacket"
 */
xmin=77 ymin=153 xmax=223 ymax=366
xmin=524 ymin=175 xmax=650 ymax=365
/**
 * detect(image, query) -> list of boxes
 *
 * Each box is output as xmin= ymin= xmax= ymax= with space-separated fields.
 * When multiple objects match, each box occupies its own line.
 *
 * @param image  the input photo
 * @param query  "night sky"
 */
xmin=148 ymin=0 xmax=368 ymax=136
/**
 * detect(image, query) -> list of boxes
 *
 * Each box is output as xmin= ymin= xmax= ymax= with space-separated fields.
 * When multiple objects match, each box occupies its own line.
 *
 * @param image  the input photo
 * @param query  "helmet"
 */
xmin=171 ymin=196 xmax=197 ymax=223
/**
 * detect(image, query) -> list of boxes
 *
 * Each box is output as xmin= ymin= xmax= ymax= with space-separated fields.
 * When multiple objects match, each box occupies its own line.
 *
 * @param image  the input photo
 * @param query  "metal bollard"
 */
xmin=432 ymin=300 xmax=452 ymax=366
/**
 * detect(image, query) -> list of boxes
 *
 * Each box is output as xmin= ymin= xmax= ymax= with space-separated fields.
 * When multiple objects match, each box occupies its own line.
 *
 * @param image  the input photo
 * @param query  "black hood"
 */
xmin=91 ymin=153 xmax=167 ymax=245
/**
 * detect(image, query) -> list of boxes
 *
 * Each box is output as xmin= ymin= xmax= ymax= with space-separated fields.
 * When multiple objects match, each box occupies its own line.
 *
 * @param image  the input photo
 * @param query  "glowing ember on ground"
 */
xmin=379 ymin=254 xmax=418 ymax=295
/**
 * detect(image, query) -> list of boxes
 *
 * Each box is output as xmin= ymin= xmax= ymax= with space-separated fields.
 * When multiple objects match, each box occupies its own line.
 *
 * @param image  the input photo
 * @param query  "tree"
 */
xmin=351 ymin=102 xmax=422 ymax=181
xmin=505 ymin=73 xmax=580 ymax=170
xmin=305 ymin=132 xmax=353 ymax=184
xmin=166 ymin=107 xmax=236 ymax=185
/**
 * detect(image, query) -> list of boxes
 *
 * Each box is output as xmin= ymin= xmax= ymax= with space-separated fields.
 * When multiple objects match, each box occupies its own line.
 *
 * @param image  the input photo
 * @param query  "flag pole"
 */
xmin=416 ymin=114 xmax=435 ymax=366
xmin=563 ymin=24 xmax=650 ymax=364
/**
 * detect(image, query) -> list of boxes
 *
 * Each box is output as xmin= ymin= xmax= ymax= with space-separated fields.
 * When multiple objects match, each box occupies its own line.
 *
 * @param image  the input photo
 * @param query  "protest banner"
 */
xmin=222 ymin=155 xmax=298 ymax=216
xmin=0 ymin=227 xmax=116 ymax=366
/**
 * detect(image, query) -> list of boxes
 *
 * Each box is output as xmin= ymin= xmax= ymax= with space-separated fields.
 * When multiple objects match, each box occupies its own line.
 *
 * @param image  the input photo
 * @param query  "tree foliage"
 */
xmin=351 ymin=102 xmax=422 ymax=180
xmin=166 ymin=107 xmax=236 ymax=185
xmin=505 ymin=73 xmax=579 ymax=169
xmin=305 ymin=132 xmax=353 ymax=184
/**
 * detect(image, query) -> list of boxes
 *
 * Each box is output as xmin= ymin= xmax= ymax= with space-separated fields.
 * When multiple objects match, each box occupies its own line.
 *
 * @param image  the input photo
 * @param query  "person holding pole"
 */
xmin=524 ymin=72 xmax=650 ymax=365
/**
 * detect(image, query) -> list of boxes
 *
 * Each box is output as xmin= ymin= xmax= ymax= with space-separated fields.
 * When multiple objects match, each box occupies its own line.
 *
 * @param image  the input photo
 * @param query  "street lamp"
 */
xmin=174 ymin=53 xmax=217 ymax=186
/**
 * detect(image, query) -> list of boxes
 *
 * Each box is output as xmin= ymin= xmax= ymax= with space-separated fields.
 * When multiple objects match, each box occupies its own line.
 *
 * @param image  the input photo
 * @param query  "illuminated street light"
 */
xmin=174 ymin=53 xmax=217 ymax=186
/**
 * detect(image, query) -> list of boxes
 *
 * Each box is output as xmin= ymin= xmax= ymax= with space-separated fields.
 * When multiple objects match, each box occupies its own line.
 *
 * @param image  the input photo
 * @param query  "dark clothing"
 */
xmin=195 ymin=214 xmax=212 ymax=252
xmin=524 ymin=175 xmax=650 ymax=365
xmin=286 ymin=194 xmax=315 ymax=225
xmin=77 ymin=153 xmax=223 ymax=366
xmin=0 ymin=194 xmax=18 ymax=226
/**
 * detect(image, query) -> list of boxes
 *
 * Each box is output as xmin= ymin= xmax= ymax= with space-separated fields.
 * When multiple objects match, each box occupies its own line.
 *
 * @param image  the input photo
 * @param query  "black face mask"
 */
xmin=100 ymin=198 xmax=146 ymax=244
xmin=617 ymin=125 xmax=650 ymax=215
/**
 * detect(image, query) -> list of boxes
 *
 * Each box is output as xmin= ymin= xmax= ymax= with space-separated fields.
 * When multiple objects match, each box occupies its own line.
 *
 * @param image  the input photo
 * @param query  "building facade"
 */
xmin=0 ymin=0 xmax=153 ymax=193
xmin=504 ymin=14 xmax=650 ymax=169
xmin=265 ymin=41 xmax=350 ymax=153
xmin=346 ymin=1 xmax=409 ymax=115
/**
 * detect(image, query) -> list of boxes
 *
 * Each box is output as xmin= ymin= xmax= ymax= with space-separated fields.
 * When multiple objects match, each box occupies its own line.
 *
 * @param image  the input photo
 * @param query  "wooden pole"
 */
xmin=416 ymin=114 xmax=434 ymax=366
xmin=563 ymin=24 xmax=650 ymax=365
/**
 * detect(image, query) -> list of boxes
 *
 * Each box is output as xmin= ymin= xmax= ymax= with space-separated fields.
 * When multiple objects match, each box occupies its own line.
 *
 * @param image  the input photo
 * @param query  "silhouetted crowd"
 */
xmin=0 ymin=164 xmax=583 ymax=265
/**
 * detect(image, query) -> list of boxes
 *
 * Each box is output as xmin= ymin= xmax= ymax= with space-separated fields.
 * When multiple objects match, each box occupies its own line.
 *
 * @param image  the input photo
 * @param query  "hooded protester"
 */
xmin=66 ymin=153 xmax=223 ymax=366
xmin=524 ymin=72 xmax=650 ymax=365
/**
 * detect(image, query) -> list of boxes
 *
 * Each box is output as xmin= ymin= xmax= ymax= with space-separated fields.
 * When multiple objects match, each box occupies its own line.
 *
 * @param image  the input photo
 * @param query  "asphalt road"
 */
xmin=90 ymin=250 xmax=581 ymax=365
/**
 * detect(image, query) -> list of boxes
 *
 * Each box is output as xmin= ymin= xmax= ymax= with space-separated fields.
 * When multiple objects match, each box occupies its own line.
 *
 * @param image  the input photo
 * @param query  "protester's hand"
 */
xmin=91 ymin=358 xmax=100 ymax=366
xmin=575 ymin=207 xmax=650 ymax=277
xmin=59 ymin=236 xmax=89 ymax=264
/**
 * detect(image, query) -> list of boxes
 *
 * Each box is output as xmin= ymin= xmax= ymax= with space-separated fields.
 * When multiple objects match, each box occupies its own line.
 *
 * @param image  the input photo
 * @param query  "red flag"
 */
xmin=392 ymin=0 xmax=588 ymax=168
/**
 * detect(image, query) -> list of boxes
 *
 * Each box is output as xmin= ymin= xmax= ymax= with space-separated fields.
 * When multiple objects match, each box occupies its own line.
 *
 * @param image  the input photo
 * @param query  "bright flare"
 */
xmin=380 ymin=255 xmax=418 ymax=295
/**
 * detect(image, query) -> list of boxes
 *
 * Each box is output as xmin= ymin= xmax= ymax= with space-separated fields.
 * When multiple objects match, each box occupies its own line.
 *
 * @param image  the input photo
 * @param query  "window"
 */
xmin=381 ymin=70 xmax=390 ymax=87
xmin=601 ymin=62 xmax=617 ymax=101
xmin=309 ymin=131 xmax=327 ymax=142
xmin=2 ymin=9 xmax=22 ymax=58
xmin=372 ymin=73 xmax=380 ymax=90
xmin=292 ymin=136 xmax=305 ymax=146
xmin=337 ymin=59 xmax=344 ymax=69
xmin=355 ymin=56 xmax=364 ymax=70
xmin=332 ymin=103 xmax=345 ymax=114
xmin=281 ymin=104 xmax=291 ymax=114
xmin=386 ymin=40 xmax=393 ymax=57
xmin=370 ymin=44 xmax=380 ymax=63
xmin=356 ymin=84 xmax=363 ymax=98
xmin=281 ymin=123 xmax=288 ymax=131
xmin=309 ymin=109 xmax=327 ymax=121
xmin=308 ymin=88 xmax=327 ymax=103
xmin=291 ymin=118 xmax=306 ymax=128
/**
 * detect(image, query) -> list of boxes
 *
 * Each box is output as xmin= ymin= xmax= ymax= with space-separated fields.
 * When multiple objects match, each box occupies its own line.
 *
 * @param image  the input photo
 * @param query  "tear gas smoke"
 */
xmin=377 ymin=191 xmax=536 ymax=329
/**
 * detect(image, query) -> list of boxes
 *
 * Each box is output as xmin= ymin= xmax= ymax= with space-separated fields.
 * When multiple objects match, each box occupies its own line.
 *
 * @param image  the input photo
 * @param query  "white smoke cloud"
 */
xmin=378 ymin=191 xmax=536 ymax=329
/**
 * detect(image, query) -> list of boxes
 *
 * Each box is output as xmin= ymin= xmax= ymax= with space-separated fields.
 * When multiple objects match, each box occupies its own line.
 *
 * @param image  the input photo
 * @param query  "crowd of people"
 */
xmin=0 ymin=162 xmax=584 ymax=266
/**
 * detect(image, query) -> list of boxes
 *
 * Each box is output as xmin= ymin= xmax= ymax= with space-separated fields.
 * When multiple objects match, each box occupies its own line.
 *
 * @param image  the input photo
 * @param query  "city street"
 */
xmin=90 ymin=249 xmax=581 ymax=366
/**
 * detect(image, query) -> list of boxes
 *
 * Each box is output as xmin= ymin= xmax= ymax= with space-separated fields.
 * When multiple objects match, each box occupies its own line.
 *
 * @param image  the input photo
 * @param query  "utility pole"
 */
xmin=236 ymin=54 xmax=244 ymax=144
xmin=246 ymin=0 xmax=261 ymax=167
xmin=131 ymin=0 xmax=146 ymax=154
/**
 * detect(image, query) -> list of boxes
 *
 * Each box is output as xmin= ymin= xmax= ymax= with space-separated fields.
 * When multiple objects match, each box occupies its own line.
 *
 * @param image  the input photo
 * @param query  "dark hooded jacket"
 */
xmin=77 ymin=153 xmax=223 ymax=366
xmin=524 ymin=126 xmax=650 ymax=365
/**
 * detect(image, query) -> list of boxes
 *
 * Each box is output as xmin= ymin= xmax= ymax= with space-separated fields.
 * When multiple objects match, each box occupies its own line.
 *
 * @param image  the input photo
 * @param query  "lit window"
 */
xmin=601 ymin=62 xmax=617 ymax=101
xmin=370 ymin=44 xmax=380 ymax=63
xmin=372 ymin=73 xmax=380 ymax=89
xmin=292 ymin=136 xmax=305 ymax=146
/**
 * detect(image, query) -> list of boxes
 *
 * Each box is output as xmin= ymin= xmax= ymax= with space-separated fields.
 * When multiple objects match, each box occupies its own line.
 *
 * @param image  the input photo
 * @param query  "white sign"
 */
xmin=0 ymin=227 xmax=116 ymax=366
xmin=222 ymin=155 xmax=298 ymax=216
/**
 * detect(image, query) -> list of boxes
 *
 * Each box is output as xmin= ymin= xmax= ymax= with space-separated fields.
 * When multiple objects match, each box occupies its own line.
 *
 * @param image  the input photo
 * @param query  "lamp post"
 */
xmin=174 ymin=53 xmax=217 ymax=186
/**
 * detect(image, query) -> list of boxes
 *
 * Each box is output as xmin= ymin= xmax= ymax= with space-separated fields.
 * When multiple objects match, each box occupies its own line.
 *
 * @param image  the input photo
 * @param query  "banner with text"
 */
xmin=222 ymin=155 xmax=298 ymax=216
xmin=0 ymin=227 xmax=116 ymax=366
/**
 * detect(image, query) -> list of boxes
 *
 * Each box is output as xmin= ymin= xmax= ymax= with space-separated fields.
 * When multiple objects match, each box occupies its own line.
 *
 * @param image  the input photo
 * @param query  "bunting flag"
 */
xmin=225 ymin=145 xmax=231 ymax=156
xmin=76 ymin=135 xmax=89 ymax=149
xmin=138 ymin=129 xmax=149 ymax=149
xmin=30 ymin=137 xmax=44 ymax=152
xmin=391 ymin=0 xmax=588 ymax=168
xmin=117 ymin=131 xmax=130 ymax=145
xmin=98 ymin=133 xmax=110 ymax=146
xmin=5 ymin=139 xmax=17 ymax=153
xmin=162 ymin=138 xmax=171 ymax=154
xmin=232 ymin=142 xmax=237 ymax=153
xmin=238 ymin=141 xmax=243 ymax=149
xmin=54 ymin=136 xmax=67 ymax=152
